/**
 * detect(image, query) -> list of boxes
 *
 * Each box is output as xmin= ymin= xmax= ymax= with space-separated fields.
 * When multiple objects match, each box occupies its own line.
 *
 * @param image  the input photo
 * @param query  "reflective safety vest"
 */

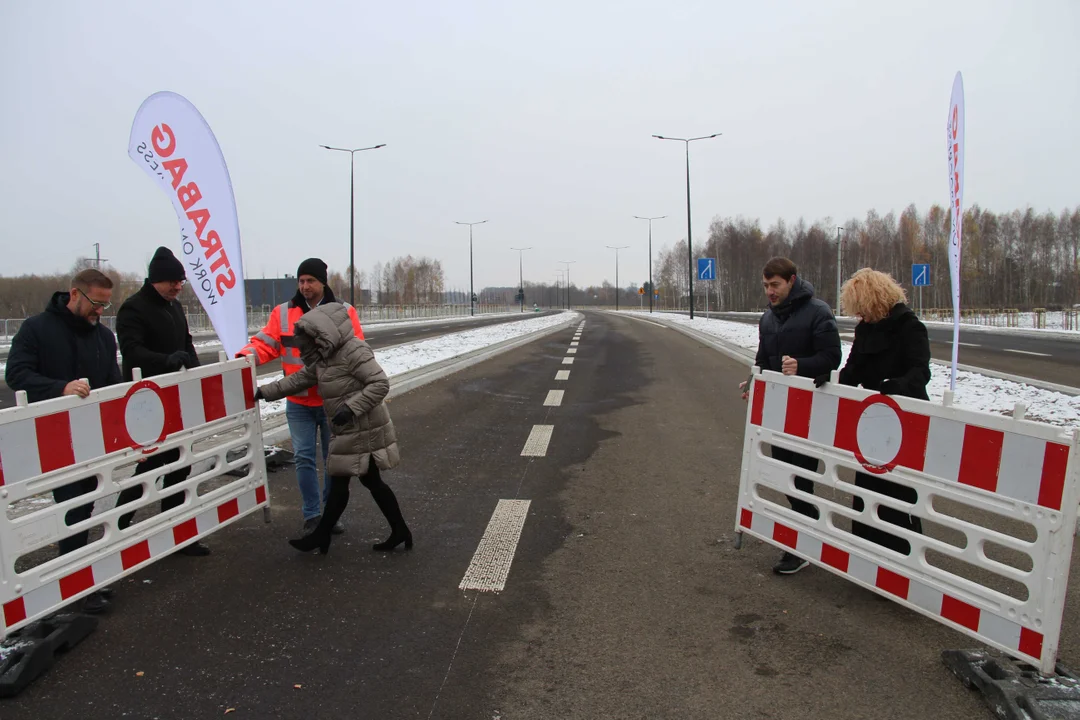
xmin=238 ymin=299 xmax=364 ymax=407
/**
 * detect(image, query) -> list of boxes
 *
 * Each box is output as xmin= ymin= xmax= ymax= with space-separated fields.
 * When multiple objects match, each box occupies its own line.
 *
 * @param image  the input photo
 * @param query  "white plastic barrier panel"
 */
xmin=736 ymin=369 xmax=1080 ymax=674
xmin=0 ymin=357 xmax=268 ymax=639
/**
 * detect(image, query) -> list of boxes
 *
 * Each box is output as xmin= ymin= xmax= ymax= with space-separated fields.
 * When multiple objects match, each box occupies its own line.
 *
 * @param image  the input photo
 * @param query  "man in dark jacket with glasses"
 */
xmin=5 ymin=267 xmax=124 ymax=614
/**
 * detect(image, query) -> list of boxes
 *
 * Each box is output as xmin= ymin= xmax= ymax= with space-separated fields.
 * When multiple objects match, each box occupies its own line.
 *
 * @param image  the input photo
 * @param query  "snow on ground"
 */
xmin=629 ymin=311 xmax=1080 ymax=431
xmin=255 ymin=312 xmax=575 ymax=420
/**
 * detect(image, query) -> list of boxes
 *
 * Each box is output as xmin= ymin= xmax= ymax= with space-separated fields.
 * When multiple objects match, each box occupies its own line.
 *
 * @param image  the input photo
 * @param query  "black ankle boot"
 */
xmin=289 ymin=527 xmax=332 ymax=554
xmin=367 ymin=482 xmax=412 ymax=552
xmin=373 ymin=527 xmax=413 ymax=552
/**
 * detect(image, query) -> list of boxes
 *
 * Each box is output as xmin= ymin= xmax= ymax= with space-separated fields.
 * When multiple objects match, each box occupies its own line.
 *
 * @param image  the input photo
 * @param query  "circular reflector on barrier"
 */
xmin=853 ymin=394 xmax=905 ymax=474
xmin=123 ymin=381 xmax=168 ymax=449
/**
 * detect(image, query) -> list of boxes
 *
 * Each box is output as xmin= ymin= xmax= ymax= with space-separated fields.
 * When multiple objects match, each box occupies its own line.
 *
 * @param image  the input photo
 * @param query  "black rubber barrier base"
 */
xmin=943 ymin=648 xmax=1080 ymax=720
xmin=0 ymin=612 xmax=98 ymax=698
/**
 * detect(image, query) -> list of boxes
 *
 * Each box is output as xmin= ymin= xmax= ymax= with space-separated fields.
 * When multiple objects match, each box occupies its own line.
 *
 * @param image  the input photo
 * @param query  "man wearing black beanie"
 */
xmin=115 ymin=246 xmax=211 ymax=556
xmin=237 ymin=257 xmax=365 ymax=535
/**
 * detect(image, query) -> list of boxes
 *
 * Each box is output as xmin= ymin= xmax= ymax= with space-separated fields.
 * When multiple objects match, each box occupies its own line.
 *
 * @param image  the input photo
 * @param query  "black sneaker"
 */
xmin=331 ymin=521 xmax=345 ymax=535
xmin=82 ymin=591 xmax=111 ymax=615
xmin=178 ymin=541 xmax=211 ymax=557
xmin=302 ymin=517 xmax=320 ymax=535
xmin=772 ymin=551 xmax=809 ymax=575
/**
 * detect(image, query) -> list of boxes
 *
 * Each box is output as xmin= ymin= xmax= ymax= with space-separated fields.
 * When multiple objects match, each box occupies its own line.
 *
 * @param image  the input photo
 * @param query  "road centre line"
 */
xmin=570 ymin=342 xmax=579 ymax=347
xmin=562 ymin=357 xmax=574 ymax=365
xmin=958 ymin=342 xmax=981 ymax=348
xmin=459 ymin=499 xmax=532 ymax=592
xmin=555 ymin=370 xmax=570 ymax=380
xmin=1003 ymin=348 xmax=1052 ymax=357
xmin=544 ymin=390 xmax=564 ymax=407
xmin=567 ymin=348 xmax=577 ymax=354
xmin=521 ymin=425 xmax=554 ymax=456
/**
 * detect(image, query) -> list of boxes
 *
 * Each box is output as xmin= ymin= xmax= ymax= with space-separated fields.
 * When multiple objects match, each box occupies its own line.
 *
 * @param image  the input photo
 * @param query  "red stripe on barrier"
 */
xmin=217 ymin=498 xmax=239 ymax=523
xmin=160 ymin=385 xmax=183 ymax=437
xmin=0 ymin=451 xmax=7 ymax=487
xmin=121 ymin=540 xmax=151 ymax=570
xmin=1019 ymin=627 xmax=1044 ymax=659
xmin=833 ymin=397 xmax=861 ymax=453
xmin=1038 ymin=443 xmax=1070 ymax=511
xmin=173 ymin=518 xmax=198 ymax=546
xmin=201 ymin=375 xmax=227 ymax=422
xmin=36 ymin=412 xmax=75 ymax=473
xmin=772 ymin=522 xmax=798 ymax=549
xmin=820 ymin=543 xmax=850 ymax=572
xmin=739 ymin=508 xmax=752 ymax=529
xmin=941 ymin=595 xmax=980 ymax=632
xmin=242 ymin=367 xmax=256 ymax=410
xmin=784 ymin=388 xmax=813 ymax=439
xmin=3 ymin=598 xmax=26 ymax=627
xmin=58 ymin=566 xmax=95 ymax=600
xmin=875 ymin=567 xmax=909 ymax=599
xmin=959 ymin=425 xmax=1003 ymax=493
xmin=99 ymin=397 xmax=131 ymax=453
xmin=750 ymin=380 xmax=766 ymax=427
xmin=255 ymin=485 xmax=267 ymax=505
xmin=895 ymin=411 xmax=930 ymax=473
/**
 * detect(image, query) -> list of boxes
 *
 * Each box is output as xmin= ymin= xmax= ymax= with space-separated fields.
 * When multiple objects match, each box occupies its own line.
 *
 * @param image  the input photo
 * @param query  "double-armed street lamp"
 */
xmin=510 ymin=247 xmax=532 ymax=312
xmin=606 ymin=245 xmax=629 ymax=311
xmin=633 ymin=215 xmax=666 ymax=313
xmin=455 ymin=220 xmax=488 ymax=316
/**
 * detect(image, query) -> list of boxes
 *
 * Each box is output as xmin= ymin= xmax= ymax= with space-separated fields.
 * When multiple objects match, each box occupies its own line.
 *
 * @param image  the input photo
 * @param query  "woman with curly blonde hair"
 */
xmin=834 ymin=268 xmax=930 ymax=555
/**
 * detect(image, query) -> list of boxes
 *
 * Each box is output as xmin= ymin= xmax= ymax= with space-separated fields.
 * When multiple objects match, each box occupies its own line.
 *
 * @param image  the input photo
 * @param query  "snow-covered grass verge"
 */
xmin=255 ymin=312 xmax=572 ymax=418
xmin=629 ymin=311 xmax=1080 ymax=431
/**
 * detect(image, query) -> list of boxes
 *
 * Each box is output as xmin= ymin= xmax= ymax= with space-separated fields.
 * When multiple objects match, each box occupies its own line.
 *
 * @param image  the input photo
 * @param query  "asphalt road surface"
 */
xmin=10 ymin=309 xmax=1079 ymax=719
xmin=0 ymin=311 xmax=554 ymax=408
xmin=683 ymin=310 xmax=1080 ymax=388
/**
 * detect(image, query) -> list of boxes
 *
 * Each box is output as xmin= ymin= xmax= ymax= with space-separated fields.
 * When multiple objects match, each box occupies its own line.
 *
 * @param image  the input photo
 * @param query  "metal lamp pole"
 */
xmin=320 ymin=143 xmax=386 ymax=306
xmin=511 ymin=246 xmax=531 ymax=312
xmin=653 ymin=134 xmax=720 ymax=319
xmin=634 ymin=215 xmax=666 ymax=313
xmin=558 ymin=261 xmax=575 ymax=310
xmin=606 ymin=245 xmax=629 ymax=311
xmin=836 ymin=226 xmax=844 ymax=315
xmin=456 ymin=220 xmax=488 ymax=316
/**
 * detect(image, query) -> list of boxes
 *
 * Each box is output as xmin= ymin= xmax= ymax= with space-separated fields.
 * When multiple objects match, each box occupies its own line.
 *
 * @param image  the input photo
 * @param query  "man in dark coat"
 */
xmin=115 ymin=246 xmax=210 ymax=556
xmin=743 ymin=257 xmax=841 ymax=575
xmin=5 ymin=268 xmax=124 ymax=613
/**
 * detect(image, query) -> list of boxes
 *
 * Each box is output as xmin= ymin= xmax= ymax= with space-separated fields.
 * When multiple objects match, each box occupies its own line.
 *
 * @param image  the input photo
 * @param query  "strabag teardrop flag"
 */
xmin=946 ymin=72 xmax=965 ymax=391
xmin=128 ymin=92 xmax=247 ymax=357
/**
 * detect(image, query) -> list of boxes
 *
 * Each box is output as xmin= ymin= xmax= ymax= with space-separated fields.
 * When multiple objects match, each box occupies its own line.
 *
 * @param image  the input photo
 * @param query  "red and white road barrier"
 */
xmin=0 ymin=356 xmax=269 ymax=639
xmin=736 ymin=370 xmax=1080 ymax=674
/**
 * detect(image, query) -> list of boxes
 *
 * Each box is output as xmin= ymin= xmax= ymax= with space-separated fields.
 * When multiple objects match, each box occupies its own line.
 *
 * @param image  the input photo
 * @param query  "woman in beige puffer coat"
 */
xmin=256 ymin=303 xmax=411 ymax=555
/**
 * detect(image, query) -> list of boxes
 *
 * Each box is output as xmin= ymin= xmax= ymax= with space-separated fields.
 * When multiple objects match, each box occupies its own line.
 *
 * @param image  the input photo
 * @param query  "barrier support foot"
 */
xmin=943 ymin=648 xmax=1080 ymax=720
xmin=0 ymin=611 xmax=98 ymax=698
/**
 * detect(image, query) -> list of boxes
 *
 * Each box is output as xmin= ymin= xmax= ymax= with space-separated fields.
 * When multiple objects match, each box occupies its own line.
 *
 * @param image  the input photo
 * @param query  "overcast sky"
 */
xmin=2 ymin=0 xmax=1077 ymax=292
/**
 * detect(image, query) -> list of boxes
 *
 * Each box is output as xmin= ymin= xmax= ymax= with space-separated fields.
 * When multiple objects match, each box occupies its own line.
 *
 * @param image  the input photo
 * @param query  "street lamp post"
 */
xmin=606 ymin=245 xmax=629 ymax=311
xmin=558 ymin=261 xmax=576 ymax=310
xmin=554 ymin=271 xmax=563 ymax=310
xmin=653 ymin=133 xmax=720 ymax=319
xmin=456 ymin=220 xmax=488 ymax=316
xmin=320 ymin=143 xmax=386 ymax=306
xmin=510 ymin=246 xmax=531 ymax=312
xmin=634 ymin=215 xmax=666 ymax=313
xmin=836 ymin=226 xmax=844 ymax=315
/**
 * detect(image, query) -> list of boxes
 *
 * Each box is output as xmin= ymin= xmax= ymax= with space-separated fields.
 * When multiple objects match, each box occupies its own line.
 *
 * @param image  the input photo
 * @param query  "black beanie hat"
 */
xmin=297 ymin=258 xmax=328 ymax=285
xmin=148 ymin=246 xmax=186 ymax=283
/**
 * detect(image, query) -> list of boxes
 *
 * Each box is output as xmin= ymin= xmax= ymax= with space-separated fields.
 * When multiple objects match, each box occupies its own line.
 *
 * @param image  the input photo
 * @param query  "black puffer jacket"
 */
xmin=754 ymin=278 xmax=841 ymax=378
xmin=116 ymin=280 xmax=199 ymax=380
xmin=839 ymin=303 xmax=931 ymax=400
xmin=4 ymin=292 xmax=123 ymax=403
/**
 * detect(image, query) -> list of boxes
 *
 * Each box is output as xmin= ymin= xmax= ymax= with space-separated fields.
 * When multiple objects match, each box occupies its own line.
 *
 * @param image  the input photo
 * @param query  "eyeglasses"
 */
xmin=77 ymin=288 xmax=112 ymax=311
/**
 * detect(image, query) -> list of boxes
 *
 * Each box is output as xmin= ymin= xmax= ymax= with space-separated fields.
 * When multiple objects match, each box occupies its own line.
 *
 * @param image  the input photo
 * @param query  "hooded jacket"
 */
xmin=116 ymin=280 xmax=199 ymax=380
xmin=839 ymin=303 xmax=931 ymax=400
xmin=754 ymin=277 xmax=842 ymax=379
xmin=5 ymin=292 xmax=123 ymax=403
xmin=260 ymin=303 xmax=399 ymax=477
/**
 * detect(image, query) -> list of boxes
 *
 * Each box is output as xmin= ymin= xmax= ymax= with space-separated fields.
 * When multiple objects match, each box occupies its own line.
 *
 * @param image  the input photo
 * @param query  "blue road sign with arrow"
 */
xmin=698 ymin=258 xmax=716 ymax=281
xmin=912 ymin=264 xmax=931 ymax=287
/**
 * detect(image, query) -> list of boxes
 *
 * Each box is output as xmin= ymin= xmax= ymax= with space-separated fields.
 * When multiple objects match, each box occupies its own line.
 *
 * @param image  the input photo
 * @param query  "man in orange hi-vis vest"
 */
xmin=238 ymin=258 xmax=364 ymax=535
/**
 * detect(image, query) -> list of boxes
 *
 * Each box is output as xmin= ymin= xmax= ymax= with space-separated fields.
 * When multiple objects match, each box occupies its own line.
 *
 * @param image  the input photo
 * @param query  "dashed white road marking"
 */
xmin=567 ymin=348 xmax=577 ymax=354
xmin=1004 ymin=348 xmax=1051 ymax=357
xmin=555 ymin=370 xmax=570 ymax=380
xmin=544 ymin=390 xmax=564 ymax=407
xmin=521 ymin=425 xmax=554 ymax=456
xmin=958 ymin=342 xmax=981 ymax=348
xmin=570 ymin=341 xmax=579 ymax=347
xmin=394 ymin=332 xmax=407 ymax=336
xmin=562 ymin=357 xmax=574 ymax=365
xmin=459 ymin=499 xmax=532 ymax=592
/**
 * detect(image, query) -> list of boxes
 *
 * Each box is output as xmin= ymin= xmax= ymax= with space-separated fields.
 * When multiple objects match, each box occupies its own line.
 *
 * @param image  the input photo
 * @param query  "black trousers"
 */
xmin=116 ymin=449 xmax=192 ymax=530
xmin=771 ymin=446 xmax=820 ymax=520
xmin=53 ymin=477 xmax=98 ymax=556
xmin=851 ymin=472 xmax=923 ymax=555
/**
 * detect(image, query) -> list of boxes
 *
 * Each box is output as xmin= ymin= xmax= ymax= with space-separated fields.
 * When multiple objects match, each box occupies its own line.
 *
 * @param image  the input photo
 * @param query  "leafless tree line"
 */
xmin=652 ymin=204 xmax=1080 ymax=312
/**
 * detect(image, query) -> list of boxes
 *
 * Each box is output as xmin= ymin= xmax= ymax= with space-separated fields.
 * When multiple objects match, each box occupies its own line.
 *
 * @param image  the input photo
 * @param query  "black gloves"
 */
xmin=254 ymin=388 xmax=264 ymax=402
xmin=166 ymin=350 xmax=195 ymax=371
xmin=332 ymin=409 xmax=353 ymax=427
xmin=814 ymin=374 xmax=830 ymax=388
xmin=879 ymin=380 xmax=895 ymax=396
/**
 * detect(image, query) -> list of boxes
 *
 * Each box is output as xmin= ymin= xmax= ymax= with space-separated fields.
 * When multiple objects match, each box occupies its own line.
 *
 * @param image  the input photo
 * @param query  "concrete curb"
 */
xmin=260 ymin=312 xmax=580 ymax=445
xmin=616 ymin=311 xmax=1080 ymax=397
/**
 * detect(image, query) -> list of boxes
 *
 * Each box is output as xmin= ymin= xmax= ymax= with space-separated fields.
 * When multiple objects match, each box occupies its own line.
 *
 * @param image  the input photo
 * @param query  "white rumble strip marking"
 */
xmin=521 ymin=425 xmax=554 ymax=456
xmin=562 ymin=357 xmax=574 ymax=365
xmin=459 ymin=499 xmax=532 ymax=592
xmin=570 ymin=341 xmax=579 ymax=347
xmin=555 ymin=370 xmax=570 ymax=380
xmin=567 ymin=348 xmax=577 ymax=354
xmin=544 ymin=390 xmax=564 ymax=407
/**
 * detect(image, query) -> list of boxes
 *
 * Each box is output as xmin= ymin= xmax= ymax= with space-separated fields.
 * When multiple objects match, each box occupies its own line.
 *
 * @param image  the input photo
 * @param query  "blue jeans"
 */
xmin=286 ymin=402 xmax=331 ymax=520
